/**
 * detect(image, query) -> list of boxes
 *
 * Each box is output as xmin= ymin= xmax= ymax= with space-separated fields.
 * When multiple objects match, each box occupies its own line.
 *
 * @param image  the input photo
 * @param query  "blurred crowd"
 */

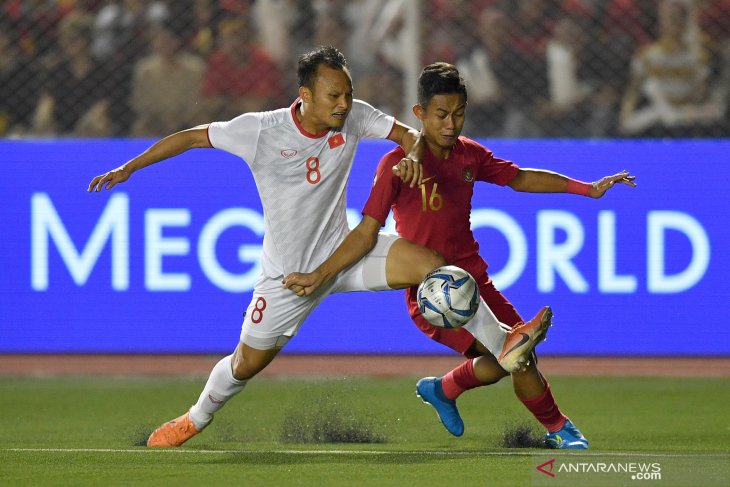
xmin=1 ymin=0 xmax=729 ymax=138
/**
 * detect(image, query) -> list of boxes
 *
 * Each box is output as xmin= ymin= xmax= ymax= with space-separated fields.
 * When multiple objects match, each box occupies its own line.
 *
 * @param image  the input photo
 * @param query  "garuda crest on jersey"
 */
xmin=462 ymin=167 xmax=475 ymax=183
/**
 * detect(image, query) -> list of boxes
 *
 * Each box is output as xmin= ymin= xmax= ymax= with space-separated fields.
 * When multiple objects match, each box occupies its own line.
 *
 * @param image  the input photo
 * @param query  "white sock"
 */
xmin=463 ymin=297 xmax=509 ymax=357
xmin=189 ymin=354 xmax=248 ymax=430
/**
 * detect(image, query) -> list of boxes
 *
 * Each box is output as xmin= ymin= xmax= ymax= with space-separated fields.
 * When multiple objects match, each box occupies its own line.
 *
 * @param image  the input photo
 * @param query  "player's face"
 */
xmin=300 ymin=65 xmax=353 ymax=132
xmin=416 ymin=94 xmax=466 ymax=152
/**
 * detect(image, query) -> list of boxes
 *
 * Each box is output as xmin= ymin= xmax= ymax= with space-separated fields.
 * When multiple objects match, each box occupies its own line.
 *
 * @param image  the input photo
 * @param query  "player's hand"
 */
xmin=392 ymin=157 xmax=423 ymax=188
xmin=589 ymin=170 xmax=636 ymax=199
xmin=87 ymin=165 xmax=131 ymax=192
xmin=282 ymin=271 xmax=324 ymax=297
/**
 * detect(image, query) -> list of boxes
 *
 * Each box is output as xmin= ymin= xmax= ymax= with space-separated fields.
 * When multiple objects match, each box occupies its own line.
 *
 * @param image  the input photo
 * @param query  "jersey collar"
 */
xmin=290 ymin=98 xmax=329 ymax=139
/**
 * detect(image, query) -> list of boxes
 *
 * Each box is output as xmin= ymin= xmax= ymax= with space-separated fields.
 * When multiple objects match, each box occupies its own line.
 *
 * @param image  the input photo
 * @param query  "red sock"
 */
xmin=519 ymin=381 xmax=567 ymax=433
xmin=440 ymin=359 xmax=484 ymax=400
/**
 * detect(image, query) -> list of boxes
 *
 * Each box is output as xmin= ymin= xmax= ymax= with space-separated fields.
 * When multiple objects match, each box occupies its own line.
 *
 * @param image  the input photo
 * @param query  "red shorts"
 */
xmin=407 ymin=271 xmax=523 ymax=358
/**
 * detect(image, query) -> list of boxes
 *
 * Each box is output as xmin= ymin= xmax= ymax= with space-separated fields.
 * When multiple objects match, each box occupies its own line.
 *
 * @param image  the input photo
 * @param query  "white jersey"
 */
xmin=207 ymin=99 xmax=395 ymax=278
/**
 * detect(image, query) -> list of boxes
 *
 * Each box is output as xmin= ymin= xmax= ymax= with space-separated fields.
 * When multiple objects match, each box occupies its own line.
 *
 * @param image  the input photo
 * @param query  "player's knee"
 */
xmin=472 ymin=354 xmax=510 ymax=383
xmin=231 ymin=341 xmax=282 ymax=380
xmin=431 ymin=250 xmax=447 ymax=268
xmin=387 ymin=241 xmax=447 ymax=287
xmin=232 ymin=361 xmax=268 ymax=380
xmin=231 ymin=350 xmax=263 ymax=380
xmin=420 ymin=249 xmax=446 ymax=277
xmin=231 ymin=356 xmax=256 ymax=380
xmin=467 ymin=350 xmax=509 ymax=384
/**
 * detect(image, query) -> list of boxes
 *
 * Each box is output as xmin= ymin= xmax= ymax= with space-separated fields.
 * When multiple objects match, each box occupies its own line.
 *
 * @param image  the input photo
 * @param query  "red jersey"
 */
xmin=362 ymin=136 xmax=519 ymax=278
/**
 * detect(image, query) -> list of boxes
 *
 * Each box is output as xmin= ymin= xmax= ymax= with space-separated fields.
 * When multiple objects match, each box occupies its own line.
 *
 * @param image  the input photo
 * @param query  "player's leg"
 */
xmin=481 ymin=286 xmax=588 ymax=449
xmin=185 ymin=341 xmax=282 ymax=431
xmin=403 ymin=271 xmax=510 ymax=436
xmin=333 ymin=234 xmax=465 ymax=434
xmin=230 ymin=340 xmax=283 ymax=379
xmin=512 ymin=363 xmax=588 ymax=449
xmin=146 ymin=343 xmax=274 ymax=448
xmin=333 ymin=233 xmax=444 ymax=293
xmin=416 ymin=274 xmax=547 ymax=407
xmin=461 ymin=297 xmax=551 ymax=373
xmin=385 ymin=240 xmax=535 ymax=371
xmin=147 ymin=275 xmax=323 ymax=447
xmin=470 ymin=343 xmax=510 ymax=384
xmin=332 ymin=236 xmax=517 ymax=437
xmin=457 ymin=273 xmax=552 ymax=372
xmin=381 ymin=235 xmax=546 ymax=372
xmin=414 ymin=334 xmax=508 ymax=436
xmin=384 ymin=236 xmax=446 ymax=288
xmin=413 ymin=276 xmax=553 ymax=437
xmin=422 ymin=339 xmax=588 ymax=447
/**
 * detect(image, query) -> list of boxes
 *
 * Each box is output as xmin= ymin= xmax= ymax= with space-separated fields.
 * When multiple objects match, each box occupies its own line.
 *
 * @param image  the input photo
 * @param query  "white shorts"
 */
xmin=240 ymin=233 xmax=399 ymax=349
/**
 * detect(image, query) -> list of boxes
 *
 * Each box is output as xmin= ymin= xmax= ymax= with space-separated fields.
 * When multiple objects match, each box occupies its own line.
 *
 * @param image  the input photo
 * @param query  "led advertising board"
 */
xmin=1 ymin=139 xmax=727 ymax=354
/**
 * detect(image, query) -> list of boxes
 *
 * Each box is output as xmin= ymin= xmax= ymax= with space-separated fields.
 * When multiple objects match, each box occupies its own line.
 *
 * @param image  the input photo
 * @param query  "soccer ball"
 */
xmin=417 ymin=266 xmax=479 ymax=328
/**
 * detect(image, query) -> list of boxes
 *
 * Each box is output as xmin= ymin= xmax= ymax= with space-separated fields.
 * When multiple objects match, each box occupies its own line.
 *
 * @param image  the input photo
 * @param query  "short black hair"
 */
xmin=297 ymin=45 xmax=349 ymax=88
xmin=417 ymin=62 xmax=468 ymax=107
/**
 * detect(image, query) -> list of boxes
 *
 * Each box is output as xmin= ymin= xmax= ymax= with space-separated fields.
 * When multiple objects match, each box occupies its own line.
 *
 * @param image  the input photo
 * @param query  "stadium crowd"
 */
xmin=1 ymin=0 xmax=728 ymax=138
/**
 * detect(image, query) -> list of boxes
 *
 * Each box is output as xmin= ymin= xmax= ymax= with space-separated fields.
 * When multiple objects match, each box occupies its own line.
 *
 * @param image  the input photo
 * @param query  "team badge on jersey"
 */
xmin=328 ymin=133 xmax=345 ymax=149
xmin=462 ymin=167 xmax=475 ymax=183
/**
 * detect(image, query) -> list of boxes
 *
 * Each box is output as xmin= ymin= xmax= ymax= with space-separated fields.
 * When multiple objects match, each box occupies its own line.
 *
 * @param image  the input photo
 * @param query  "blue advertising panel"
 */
xmin=1 ymin=139 xmax=728 ymax=355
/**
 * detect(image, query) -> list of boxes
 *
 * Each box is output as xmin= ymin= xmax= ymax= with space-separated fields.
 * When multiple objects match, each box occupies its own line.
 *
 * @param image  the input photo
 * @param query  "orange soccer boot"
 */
xmin=498 ymin=306 xmax=553 ymax=373
xmin=146 ymin=411 xmax=205 ymax=447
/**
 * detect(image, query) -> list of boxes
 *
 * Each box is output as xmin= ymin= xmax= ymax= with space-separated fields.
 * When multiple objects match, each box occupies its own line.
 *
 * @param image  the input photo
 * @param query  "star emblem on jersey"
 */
xmin=328 ymin=133 xmax=345 ymax=149
xmin=281 ymin=149 xmax=297 ymax=159
xmin=462 ymin=167 xmax=474 ymax=183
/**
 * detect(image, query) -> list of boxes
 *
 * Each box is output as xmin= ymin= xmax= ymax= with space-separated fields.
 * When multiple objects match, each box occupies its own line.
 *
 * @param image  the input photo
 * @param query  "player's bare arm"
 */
xmin=283 ymin=216 xmax=381 ymax=296
xmin=87 ymin=125 xmax=212 ymax=192
xmin=508 ymin=168 xmax=636 ymax=198
xmin=388 ymin=122 xmax=424 ymax=188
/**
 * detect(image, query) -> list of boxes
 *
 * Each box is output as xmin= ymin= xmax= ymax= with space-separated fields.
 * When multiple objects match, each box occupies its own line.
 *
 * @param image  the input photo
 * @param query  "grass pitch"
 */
xmin=0 ymin=375 xmax=728 ymax=486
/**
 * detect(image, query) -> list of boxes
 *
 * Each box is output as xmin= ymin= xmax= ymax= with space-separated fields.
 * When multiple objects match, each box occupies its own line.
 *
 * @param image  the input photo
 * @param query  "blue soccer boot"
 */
xmin=415 ymin=377 xmax=464 ymax=437
xmin=545 ymin=418 xmax=589 ymax=449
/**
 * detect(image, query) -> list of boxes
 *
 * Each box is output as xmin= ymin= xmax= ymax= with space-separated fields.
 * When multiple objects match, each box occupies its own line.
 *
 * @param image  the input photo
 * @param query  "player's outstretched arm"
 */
xmin=87 ymin=125 xmax=212 ymax=192
xmin=508 ymin=169 xmax=636 ymax=198
xmin=283 ymin=216 xmax=381 ymax=297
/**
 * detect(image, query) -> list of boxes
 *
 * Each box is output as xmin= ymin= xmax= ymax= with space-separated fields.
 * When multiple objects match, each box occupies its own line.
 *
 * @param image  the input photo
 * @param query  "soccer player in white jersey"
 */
xmin=88 ymin=46 xmax=546 ymax=447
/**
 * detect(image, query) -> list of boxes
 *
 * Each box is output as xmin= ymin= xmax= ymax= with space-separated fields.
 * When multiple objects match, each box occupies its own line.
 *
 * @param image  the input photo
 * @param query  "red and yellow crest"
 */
xmin=462 ymin=167 xmax=474 ymax=183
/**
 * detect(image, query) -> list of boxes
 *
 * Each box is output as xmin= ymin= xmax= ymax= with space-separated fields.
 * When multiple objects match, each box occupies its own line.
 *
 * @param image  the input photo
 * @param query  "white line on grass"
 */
xmin=3 ymin=448 xmax=728 ymax=458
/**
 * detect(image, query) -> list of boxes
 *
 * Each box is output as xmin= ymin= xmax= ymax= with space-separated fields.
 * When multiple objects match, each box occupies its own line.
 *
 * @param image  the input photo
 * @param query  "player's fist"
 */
xmin=282 ymin=271 xmax=323 ymax=297
xmin=392 ymin=157 xmax=423 ymax=188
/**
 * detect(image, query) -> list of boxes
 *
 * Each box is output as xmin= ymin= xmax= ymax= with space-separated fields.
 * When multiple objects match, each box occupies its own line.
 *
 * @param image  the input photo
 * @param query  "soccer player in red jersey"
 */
xmin=285 ymin=62 xmax=636 ymax=448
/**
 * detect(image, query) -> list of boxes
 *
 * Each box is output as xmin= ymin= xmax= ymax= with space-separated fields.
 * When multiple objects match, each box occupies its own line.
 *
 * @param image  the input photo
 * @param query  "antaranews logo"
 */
xmin=534 ymin=457 xmax=662 ymax=482
xmin=536 ymin=458 xmax=557 ymax=477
